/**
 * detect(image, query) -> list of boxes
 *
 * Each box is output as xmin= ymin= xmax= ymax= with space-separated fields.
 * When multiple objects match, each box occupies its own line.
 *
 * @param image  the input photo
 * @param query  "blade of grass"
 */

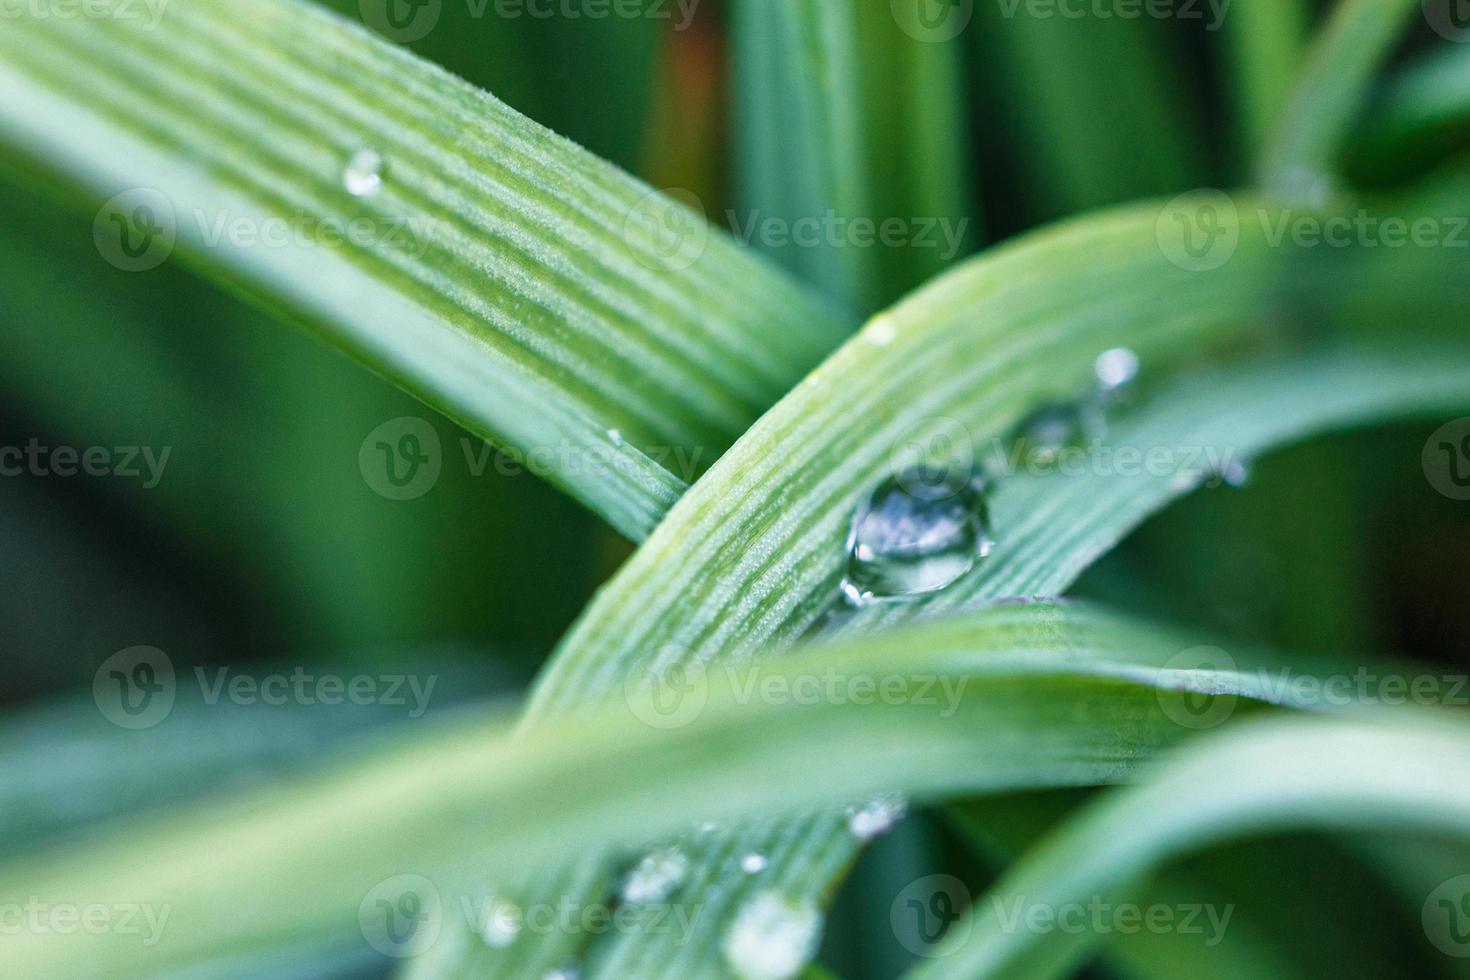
xmin=906 ymin=712 xmax=1470 ymax=979
xmin=1354 ymin=42 xmax=1470 ymax=185
xmin=1257 ymin=0 xmax=1420 ymax=203
xmin=0 ymin=598 xmax=1427 ymax=976
xmin=0 ymin=0 xmax=849 ymax=539
xmin=731 ymin=0 xmax=975 ymax=311
xmin=1221 ymin=0 xmax=1311 ymax=158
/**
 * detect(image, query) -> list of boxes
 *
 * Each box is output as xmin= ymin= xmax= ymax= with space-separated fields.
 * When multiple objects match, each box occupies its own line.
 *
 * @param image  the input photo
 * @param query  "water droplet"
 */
xmin=543 ymin=968 xmax=580 ymax=980
xmin=1014 ymin=403 xmax=1084 ymax=468
xmin=740 ymin=852 xmax=769 ymax=874
xmin=621 ymin=845 xmax=690 ymax=904
xmin=1218 ymin=457 xmax=1253 ymax=489
xmin=722 ymin=891 xmax=822 ymax=980
xmin=343 ymin=148 xmax=384 ymax=198
xmin=480 ymin=895 xmax=522 ymax=947
xmin=1094 ymin=347 xmax=1140 ymax=394
xmin=840 ymin=468 xmax=992 ymax=607
xmin=846 ymin=794 xmax=909 ymax=841
xmin=607 ymin=427 xmax=625 ymax=447
xmin=698 ymin=821 xmax=719 ymax=835
xmin=866 ymin=315 xmax=897 ymax=347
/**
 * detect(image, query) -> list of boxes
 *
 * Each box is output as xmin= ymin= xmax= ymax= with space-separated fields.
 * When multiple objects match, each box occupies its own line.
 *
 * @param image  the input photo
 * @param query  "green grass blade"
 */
xmin=1354 ymin=42 xmax=1470 ymax=184
xmin=1257 ymin=0 xmax=1420 ymax=203
xmin=907 ymin=712 xmax=1470 ymax=979
xmin=974 ymin=7 xmax=1202 ymax=217
xmin=731 ymin=0 xmax=975 ymax=311
xmin=0 ymin=598 xmax=1428 ymax=976
xmin=0 ymin=0 xmax=849 ymax=539
xmin=1221 ymin=0 xmax=1311 ymax=158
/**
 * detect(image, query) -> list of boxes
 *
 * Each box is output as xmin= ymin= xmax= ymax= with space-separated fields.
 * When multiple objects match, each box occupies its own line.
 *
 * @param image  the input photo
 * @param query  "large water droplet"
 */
xmin=740 ymin=852 xmax=769 ymax=874
xmin=846 ymin=794 xmax=909 ymax=841
xmin=343 ymin=148 xmax=384 ymax=198
xmin=621 ymin=845 xmax=690 ymax=904
xmin=722 ymin=891 xmax=823 ymax=980
xmin=480 ymin=895 xmax=522 ymax=948
xmin=840 ymin=468 xmax=992 ymax=607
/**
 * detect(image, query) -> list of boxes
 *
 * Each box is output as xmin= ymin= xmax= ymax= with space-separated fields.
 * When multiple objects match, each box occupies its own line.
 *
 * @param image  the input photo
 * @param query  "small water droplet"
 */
xmin=1094 ymin=347 xmax=1140 ymax=394
xmin=840 ymin=468 xmax=992 ymax=607
xmin=866 ymin=315 xmax=897 ymax=347
xmin=343 ymin=148 xmax=384 ymax=198
xmin=698 ymin=821 xmax=719 ymax=835
xmin=846 ymin=794 xmax=909 ymax=841
xmin=1014 ymin=403 xmax=1084 ymax=468
xmin=607 ymin=427 xmax=625 ymax=447
xmin=740 ymin=852 xmax=769 ymax=874
xmin=480 ymin=895 xmax=522 ymax=948
xmin=722 ymin=891 xmax=822 ymax=980
xmin=622 ymin=845 xmax=690 ymax=904
xmin=543 ymin=968 xmax=580 ymax=980
xmin=1218 ymin=457 xmax=1253 ymax=489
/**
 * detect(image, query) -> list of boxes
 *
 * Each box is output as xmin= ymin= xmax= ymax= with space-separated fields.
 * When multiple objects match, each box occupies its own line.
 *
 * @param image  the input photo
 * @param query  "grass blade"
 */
xmin=0 ymin=0 xmax=849 ymax=538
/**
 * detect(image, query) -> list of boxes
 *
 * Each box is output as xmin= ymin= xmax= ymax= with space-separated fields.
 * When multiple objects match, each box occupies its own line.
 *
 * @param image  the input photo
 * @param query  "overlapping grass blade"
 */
xmin=907 ymin=712 xmax=1470 ymax=979
xmin=0 ymin=598 xmax=1433 ymax=976
xmin=1222 ymin=0 xmax=1310 ymax=156
xmin=731 ymin=0 xmax=974 ymax=310
xmin=1258 ymin=0 xmax=1420 ymax=201
xmin=0 ymin=0 xmax=848 ymax=539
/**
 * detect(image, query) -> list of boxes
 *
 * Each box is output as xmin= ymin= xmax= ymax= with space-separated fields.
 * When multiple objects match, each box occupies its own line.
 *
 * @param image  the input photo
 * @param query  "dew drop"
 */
xmin=1218 ymin=457 xmax=1253 ymax=489
xmin=846 ymin=794 xmax=909 ymax=841
xmin=740 ymin=852 xmax=769 ymax=874
xmin=621 ymin=845 xmax=690 ymax=904
xmin=479 ymin=895 xmax=522 ymax=948
xmin=698 ymin=821 xmax=720 ymax=835
xmin=1014 ymin=403 xmax=1085 ymax=468
xmin=866 ymin=315 xmax=897 ymax=347
xmin=1094 ymin=347 xmax=1140 ymax=394
xmin=343 ymin=148 xmax=384 ymax=198
xmin=607 ymin=427 xmax=625 ymax=447
xmin=840 ymin=467 xmax=992 ymax=607
xmin=543 ymin=968 xmax=580 ymax=980
xmin=722 ymin=891 xmax=823 ymax=980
